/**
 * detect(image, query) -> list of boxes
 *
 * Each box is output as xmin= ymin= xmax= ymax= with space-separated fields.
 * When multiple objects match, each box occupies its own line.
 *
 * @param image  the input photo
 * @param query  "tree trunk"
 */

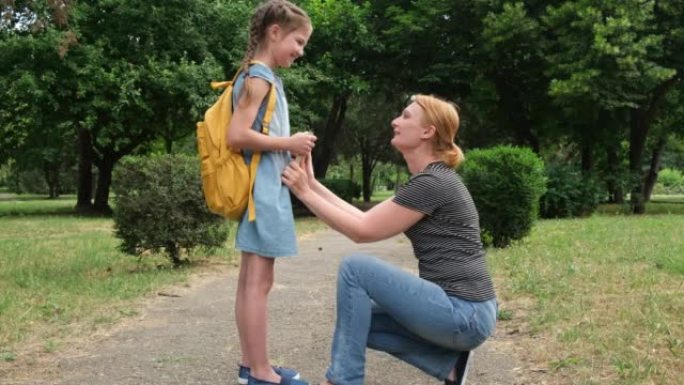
xmin=493 ymin=74 xmax=540 ymax=153
xmin=348 ymin=160 xmax=354 ymax=180
xmin=166 ymin=241 xmax=183 ymax=267
xmin=76 ymin=128 xmax=94 ymax=212
xmin=164 ymin=135 xmax=173 ymax=154
xmin=44 ymin=161 xmax=60 ymax=199
xmin=629 ymin=109 xmax=649 ymax=214
xmin=517 ymin=124 xmax=540 ymax=154
xmin=643 ymin=136 xmax=667 ymax=202
xmin=605 ymin=145 xmax=623 ymax=204
xmin=580 ymin=141 xmax=593 ymax=175
xmin=628 ymin=76 xmax=678 ymax=214
xmin=361 ymin=152 xmax=373 ymax=203
xmin=93 ymin=156 xmax=114 ymax=214
xmin=313 ymin=94 xmax=349 ymax=179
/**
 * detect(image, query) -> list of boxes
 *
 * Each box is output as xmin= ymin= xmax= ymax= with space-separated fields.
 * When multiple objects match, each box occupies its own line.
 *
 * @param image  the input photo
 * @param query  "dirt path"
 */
xmin=1 ymin=230 xmax=517 ymax=385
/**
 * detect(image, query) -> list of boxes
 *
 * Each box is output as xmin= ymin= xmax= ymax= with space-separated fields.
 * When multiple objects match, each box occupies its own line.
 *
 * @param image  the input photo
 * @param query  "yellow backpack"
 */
xmin=196 ymin=63 xmax=276 ymax=221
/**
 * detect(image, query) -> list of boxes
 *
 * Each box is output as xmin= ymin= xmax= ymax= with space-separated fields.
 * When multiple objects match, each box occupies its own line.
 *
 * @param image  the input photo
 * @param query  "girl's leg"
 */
xmin=235 ymin=252 xmax=280 ymax=382
xmin=236 ymin=252 xmax=250 ymax=366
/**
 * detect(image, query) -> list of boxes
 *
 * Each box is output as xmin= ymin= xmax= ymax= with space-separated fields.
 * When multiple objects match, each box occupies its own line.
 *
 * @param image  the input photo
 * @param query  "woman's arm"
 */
xmin=283 ymin=157 xmax=424 ymax=243
xmin=227 ymin=77 xmax=315 ymax=155
xmin=300 ymin=154 xmax=364 ymax=219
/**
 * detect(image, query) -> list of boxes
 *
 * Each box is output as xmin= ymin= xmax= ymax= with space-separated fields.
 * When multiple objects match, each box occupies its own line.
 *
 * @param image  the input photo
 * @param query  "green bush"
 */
xmin=112 ymin=154 xmax=230 ymax=266
xmin=460 ymin=145 xmax=546 ymax=248
xmin=540 ymin=163 xmax=602 ymax=218
xmin=320 ymin=178 xmax=361 ymax=203
xmin=653 ymin=168 xmax=684 ymax=194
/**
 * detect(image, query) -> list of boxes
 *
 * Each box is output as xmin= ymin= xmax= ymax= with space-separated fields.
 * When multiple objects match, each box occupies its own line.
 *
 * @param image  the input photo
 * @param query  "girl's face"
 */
xmin=270 ymin=23 xmax=312 ymax=68
xmin=390 ymin=102 xmax=430 ymax=151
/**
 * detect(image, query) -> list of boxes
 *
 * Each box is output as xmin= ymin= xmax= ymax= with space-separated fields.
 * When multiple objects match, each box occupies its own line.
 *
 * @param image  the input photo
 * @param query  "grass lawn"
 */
xmin=488 ymin=213 xmax=683 ymax=385
xmin=0 ymin=193 xmax=78 ymax=217
xmin=0 ymin=194 xmax=326 ymax=361
xmin=0 ymin=192 xmax=682 ymax=385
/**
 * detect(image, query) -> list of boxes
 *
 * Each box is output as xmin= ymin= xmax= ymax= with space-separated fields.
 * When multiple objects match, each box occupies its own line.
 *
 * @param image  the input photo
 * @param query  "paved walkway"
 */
xmin=1 ymin=230 xmax=515 ymax=385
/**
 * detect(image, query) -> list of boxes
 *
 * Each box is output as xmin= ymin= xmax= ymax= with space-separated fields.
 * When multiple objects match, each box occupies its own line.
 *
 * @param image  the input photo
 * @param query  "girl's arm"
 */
xmin=228 ymin=77 xmax=315 ymax=155
xmin=283 ymin=156 xmax=424 ymax=243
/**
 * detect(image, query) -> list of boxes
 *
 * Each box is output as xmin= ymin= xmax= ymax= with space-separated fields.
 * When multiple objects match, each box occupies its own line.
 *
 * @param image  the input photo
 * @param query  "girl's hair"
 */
xmin=411 ymin=94 xmax=464 ymax=168
xmin=238 ymin=0 xmax=310 ymax=104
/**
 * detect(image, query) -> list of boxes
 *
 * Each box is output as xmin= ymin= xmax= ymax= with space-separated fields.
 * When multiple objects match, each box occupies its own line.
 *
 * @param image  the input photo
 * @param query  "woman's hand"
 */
xmin=282 ymin=155 xmax=312 ymax=198
xmin=303 ymin=152 xmax=315 ymax=182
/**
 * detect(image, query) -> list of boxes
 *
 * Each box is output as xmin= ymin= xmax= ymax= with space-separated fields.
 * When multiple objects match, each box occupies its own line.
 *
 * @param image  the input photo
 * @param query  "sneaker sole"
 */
xmin=238 ymin=373 xmax=300 ymax=385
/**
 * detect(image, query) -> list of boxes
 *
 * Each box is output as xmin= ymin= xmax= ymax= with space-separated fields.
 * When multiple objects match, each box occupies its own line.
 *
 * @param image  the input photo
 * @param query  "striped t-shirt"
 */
xmin=393 ymin=161 xmax=496 ymax=301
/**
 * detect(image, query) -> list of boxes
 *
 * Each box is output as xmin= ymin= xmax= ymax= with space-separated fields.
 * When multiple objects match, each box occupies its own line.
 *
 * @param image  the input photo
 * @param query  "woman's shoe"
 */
xmin=238 ymin=365 xmax=301 ymax=385
xmin=444 ymin=351 xmax=472 ymax=385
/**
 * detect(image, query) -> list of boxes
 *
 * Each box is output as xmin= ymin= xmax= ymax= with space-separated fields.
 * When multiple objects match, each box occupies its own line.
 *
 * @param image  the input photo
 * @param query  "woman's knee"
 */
xmin=339 ymin=254 xmax=376 ymax=275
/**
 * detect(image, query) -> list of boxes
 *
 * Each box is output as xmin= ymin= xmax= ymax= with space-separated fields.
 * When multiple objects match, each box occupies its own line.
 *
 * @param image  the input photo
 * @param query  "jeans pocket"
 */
xmin=452 ymin=301 xmax=494 ymax=350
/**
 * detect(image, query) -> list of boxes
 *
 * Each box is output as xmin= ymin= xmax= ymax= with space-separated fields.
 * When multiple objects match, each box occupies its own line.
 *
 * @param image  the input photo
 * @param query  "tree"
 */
xmin=0 ymin=3 xmax=79 ymax=197
xmin=544 ymin=0 xmax=682 ymax=213
xmin=294 ymin=0 xmax=379 ymax=178
xmin=340 ymin=92 xmax=399 ymax=201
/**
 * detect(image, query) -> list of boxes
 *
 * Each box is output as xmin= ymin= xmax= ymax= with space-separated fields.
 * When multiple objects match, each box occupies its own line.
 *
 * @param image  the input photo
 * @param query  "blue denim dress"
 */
xmin=232 ymin=63 xmax=297 ymax=257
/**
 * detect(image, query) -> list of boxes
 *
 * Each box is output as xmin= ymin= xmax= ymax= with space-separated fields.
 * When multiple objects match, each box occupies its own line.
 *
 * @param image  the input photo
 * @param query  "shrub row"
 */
xmin=113 ymin=147 xmax=635 ymax=259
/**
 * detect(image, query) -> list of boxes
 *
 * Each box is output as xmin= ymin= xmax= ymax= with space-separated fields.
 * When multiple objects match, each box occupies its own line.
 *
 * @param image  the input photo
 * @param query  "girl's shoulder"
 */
xmin=247 ymin=61 xmax=277 ymax=84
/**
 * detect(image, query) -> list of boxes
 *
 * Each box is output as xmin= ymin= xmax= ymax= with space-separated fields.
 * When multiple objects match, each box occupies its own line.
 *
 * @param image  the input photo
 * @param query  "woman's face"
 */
xmin=390 ymin=102 xmax=427 ymax=151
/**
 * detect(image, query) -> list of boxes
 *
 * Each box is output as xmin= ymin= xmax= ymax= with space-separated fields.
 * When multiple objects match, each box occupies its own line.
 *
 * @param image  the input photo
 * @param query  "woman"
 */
xmin=282 ymin=94 xmax=497 ymax=385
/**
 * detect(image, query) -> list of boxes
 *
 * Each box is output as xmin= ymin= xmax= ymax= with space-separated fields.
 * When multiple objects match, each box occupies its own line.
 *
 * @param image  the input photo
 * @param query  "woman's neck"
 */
xmin=403 ymin=150 xmax=440 ymax=175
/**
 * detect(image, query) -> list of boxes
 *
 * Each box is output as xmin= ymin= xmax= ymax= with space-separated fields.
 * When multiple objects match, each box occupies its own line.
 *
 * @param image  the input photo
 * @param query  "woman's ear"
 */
xmin=421 ymin=125 xmax=437 ymax=140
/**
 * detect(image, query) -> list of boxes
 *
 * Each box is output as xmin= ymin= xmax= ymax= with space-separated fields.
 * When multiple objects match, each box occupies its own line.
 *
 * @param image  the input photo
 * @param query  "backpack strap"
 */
xmin=246 ymin=61 xmax=278 ymax=222
xmin=210 ymin=66 xmax=243 ymax=91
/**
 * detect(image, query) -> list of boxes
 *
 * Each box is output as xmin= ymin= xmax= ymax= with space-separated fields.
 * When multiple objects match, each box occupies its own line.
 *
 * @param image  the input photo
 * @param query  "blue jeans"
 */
xmin=326 ymin=254 xmax=497 ymax=385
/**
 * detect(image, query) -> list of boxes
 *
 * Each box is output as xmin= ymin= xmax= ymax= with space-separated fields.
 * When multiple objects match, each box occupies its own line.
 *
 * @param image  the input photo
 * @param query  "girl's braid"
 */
xmin=240 ymin=2 xmax=271 ymax=73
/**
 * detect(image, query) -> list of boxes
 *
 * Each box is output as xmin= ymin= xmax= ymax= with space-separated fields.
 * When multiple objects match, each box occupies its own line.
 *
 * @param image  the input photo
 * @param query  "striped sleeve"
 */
xmin=393 ymin=173 xmax=447 ymax=215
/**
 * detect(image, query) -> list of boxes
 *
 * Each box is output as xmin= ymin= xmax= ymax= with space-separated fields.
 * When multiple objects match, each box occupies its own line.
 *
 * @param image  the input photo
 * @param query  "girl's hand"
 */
xmin=282 ymin=158 xmax=311 ymax=198
xmin=288 ymin=132 xmax=317 ymax=156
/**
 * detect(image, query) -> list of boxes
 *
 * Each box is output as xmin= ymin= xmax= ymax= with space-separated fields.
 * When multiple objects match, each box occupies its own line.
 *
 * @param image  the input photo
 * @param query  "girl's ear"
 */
xmin=267 ymin=23 xmax=282 ymax=42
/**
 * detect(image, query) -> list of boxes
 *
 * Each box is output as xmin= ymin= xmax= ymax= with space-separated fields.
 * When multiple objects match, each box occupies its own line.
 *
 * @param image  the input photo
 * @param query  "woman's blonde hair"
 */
xmin=411 ymin=94 xmax=464 ymax=167
xmin=239 ymin=0 xmax=310 ymax=103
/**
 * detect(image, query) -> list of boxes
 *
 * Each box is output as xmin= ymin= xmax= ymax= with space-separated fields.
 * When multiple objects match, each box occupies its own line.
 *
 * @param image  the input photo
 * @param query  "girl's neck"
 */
xmin=252 ymin=51 xmax=276 ymax=69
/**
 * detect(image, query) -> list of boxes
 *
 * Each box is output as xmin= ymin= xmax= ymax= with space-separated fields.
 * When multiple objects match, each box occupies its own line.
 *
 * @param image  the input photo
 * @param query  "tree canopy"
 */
xmin=1 ymin=0 xmax=682 ymax=213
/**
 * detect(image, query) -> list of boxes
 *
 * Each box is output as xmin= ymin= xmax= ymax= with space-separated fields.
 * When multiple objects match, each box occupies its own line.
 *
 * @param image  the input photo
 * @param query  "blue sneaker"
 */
xmin=247 ymin=375 xmax=309 ymax=385
xmin=238 ymin=365 xmax=301 ymax=385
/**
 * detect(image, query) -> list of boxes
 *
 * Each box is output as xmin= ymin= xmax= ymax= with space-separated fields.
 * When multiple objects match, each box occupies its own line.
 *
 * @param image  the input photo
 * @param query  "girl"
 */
xmin=228 ymin=1 xmax=315 ymax=385
xmin=283 ymin=95 xmax=497 ymax=385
